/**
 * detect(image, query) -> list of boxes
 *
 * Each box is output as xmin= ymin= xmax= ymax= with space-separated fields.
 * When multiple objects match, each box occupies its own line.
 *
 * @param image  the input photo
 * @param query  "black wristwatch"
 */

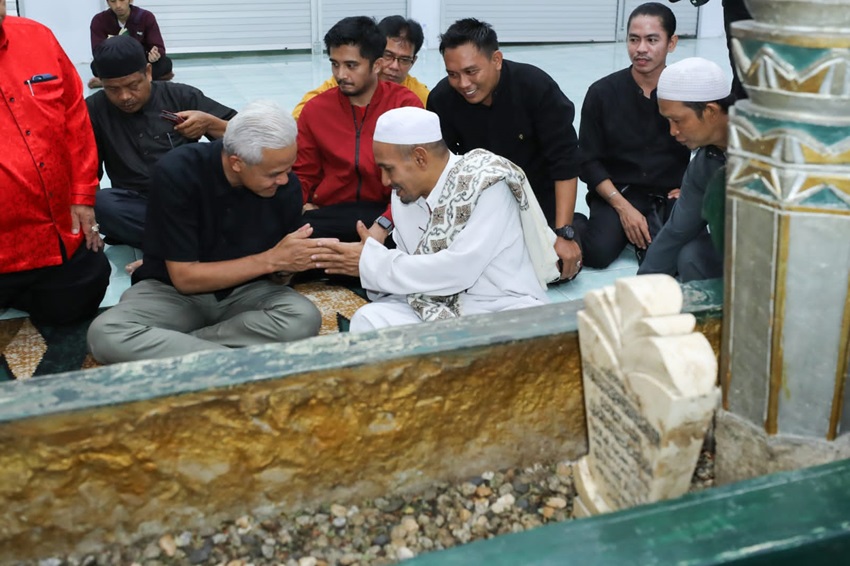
xmin=555 ymin=224 xmax=575 ymax=241
xmin=375 ymin=215 xmax=394 ymax=233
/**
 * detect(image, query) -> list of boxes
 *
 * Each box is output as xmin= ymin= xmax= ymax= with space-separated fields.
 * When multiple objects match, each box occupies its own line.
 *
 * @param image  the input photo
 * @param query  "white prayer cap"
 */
xmin=657 ymin=57 xmax=732 ymax=102
xmin=374 ymin=107 xmax=443 ymax=145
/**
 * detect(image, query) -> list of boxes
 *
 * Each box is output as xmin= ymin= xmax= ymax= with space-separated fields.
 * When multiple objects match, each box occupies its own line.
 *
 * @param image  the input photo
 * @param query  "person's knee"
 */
xmin=87 ymin=309 xmax=132 ymax=364
xmin=349 ymin=307 xmax=377 ymax=333
xmin=94 ymin=192 xmax=121 ymax=230
xmin=297 ymin=301 xmax=323 ymax=337
xmin=579 ymin=213 xmax=627 ymax=269
xmin=156 ymin=56 xmax=173 ymax=78
xmin=267 ymin=295 xmax=322 ymax=340
xmin=581 ymin=239 xmax=625 ymax=269
xmin=94 ymin=190 xmax=146 ymax=248
xmin=677 ymin=239 xmax=723 ymax=283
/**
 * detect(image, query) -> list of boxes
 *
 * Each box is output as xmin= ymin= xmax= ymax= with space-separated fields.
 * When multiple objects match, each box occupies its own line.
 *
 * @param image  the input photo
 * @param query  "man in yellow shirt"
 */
xmin=293 ymin=15 xmax=428 ymax=119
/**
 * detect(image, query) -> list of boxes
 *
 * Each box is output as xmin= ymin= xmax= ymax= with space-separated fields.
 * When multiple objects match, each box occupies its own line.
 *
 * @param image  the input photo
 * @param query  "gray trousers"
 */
xmin=678 ymin=231 xmax=724 ymax=283
xmin=87 ymin=279 xmax=322 ymax=364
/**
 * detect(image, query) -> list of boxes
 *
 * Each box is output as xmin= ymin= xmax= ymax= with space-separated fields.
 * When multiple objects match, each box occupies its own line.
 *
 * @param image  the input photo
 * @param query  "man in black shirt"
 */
xmin=87 ymin=101 xmax=325 ymax=364
xmin=577 ymin=2 xmax=691 ymax=269
xmin=87 ymin=34 xmax=236 ymax=249
xmin=426 ymin=18 xmax=582 ymax=282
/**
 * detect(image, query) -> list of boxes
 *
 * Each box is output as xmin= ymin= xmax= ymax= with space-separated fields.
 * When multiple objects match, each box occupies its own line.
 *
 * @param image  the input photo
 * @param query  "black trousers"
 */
xmin=575 ymin=189 xmax=674 ymax=269
xmin=297 ymin=201 xmax=389 ymax=284
xmin=0 ymin=242 xmax=111 ymax=325
xmin=94 ymin=188 xmax=147 ymax=249
xmin=302 ymin=201 xmax=388 ymax=242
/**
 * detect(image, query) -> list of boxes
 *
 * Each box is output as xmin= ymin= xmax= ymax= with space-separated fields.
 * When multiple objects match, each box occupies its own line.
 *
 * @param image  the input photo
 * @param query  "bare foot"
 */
xmin=88 ymin=77 xmax=102 ymax=89
xmin=125 ymin=259 xmax=143 ymax=275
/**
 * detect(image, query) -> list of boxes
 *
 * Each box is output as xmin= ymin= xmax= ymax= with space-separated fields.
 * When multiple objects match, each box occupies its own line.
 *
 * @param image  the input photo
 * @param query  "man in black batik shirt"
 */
xmin=576 ymin=2 xmax=691 ymax=268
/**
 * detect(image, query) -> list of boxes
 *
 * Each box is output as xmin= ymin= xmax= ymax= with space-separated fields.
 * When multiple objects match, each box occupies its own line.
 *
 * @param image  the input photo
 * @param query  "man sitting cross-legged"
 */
xmin=87 ymin=34 xmax=236 ymax=250
xmin=292 ymin=15 xmax=429 ymax=119
xmin=312 ymin=107 xmax=558 ymax=332
xmin=87 ymin=101 xmax=327 ymax=364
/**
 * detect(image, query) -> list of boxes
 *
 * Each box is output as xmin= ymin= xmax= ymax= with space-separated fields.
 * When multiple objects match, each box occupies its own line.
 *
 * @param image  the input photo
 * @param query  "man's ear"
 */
xmin=668 ymin=34 xmax=679 ymax=54
xmin=704 ymin=102 xmax=722 ymax=121
xmin=412 ymin=146 xmax=428 ymax=168
xmin=228 ymin=155 xmax=243 ymax=173
xmin=492 ymin=49 xmax=504 ymax=71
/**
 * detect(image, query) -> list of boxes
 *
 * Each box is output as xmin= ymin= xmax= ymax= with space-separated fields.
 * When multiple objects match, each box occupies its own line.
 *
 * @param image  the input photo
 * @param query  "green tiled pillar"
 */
xmin=718 ymin=2 xmax=850 ymax=482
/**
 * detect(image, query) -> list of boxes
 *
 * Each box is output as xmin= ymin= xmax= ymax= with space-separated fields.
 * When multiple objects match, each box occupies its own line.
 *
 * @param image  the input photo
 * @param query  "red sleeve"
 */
xmin=57 ymin=36 xmax=98 ymax=205
xmin=293 ymin=106 xmax=322 ymax=204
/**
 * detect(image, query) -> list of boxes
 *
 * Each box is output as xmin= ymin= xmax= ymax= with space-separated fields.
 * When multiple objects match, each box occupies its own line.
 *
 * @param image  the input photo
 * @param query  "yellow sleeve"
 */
xmin=292 ymin=76 xmax=338 ymax=120
xmin=402 ymin=75 xmax=430 ymax=107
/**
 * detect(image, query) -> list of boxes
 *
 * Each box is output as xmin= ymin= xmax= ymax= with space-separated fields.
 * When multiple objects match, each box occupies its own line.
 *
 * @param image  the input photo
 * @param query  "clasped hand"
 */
xmin=266 ymin=224 xmax=338 ymax=273
xmin=310 ymin=220 xmax=372 ymax=278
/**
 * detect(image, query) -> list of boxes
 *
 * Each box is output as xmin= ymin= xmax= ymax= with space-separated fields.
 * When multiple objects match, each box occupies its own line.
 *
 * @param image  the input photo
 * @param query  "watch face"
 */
xmin=376 ymin=216 xmax=393 ymax=230
xmin=557 ymin=225 xmax=575 ymax=240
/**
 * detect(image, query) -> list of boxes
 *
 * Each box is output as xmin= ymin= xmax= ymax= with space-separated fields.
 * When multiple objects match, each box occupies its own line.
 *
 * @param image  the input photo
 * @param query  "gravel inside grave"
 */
xmin=30 ymin=449 xmax=714 ymax=566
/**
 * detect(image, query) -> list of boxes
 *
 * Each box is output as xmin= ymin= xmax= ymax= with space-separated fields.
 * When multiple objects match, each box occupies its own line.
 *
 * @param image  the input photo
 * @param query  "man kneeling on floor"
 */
xmin=88 ymin=101 xmax=327 ymax=363
xmin=637 ymin=57 xmax=731 ymax=282
xmin=312 ymin=107 xmax=558 ymax=332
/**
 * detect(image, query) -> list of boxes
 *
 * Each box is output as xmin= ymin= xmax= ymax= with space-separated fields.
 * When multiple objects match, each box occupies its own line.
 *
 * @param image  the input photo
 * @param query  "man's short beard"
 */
xmin=340 ymin=77 xmax=378 ymax=99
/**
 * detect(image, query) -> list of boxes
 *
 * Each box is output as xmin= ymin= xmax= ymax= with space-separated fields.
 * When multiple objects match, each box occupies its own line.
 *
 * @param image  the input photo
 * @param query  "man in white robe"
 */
xmin=313 ymin=107 xmax=559 ymax=332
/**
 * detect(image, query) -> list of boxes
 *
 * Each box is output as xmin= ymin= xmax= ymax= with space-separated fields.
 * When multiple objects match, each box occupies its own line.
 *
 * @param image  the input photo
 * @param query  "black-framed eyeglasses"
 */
xmin=382 ymin=51 xmax=415 ymax=67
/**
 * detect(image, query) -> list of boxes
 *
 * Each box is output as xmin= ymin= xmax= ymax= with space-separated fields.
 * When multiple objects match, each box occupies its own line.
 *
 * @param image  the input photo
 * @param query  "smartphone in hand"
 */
xmin=160 ymin=110 xmax=186 ymax=125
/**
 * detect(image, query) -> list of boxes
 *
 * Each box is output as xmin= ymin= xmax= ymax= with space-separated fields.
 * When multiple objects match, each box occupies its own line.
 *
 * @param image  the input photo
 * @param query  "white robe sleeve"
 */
xmin=359 ymin=182 xmax=519 ymax=296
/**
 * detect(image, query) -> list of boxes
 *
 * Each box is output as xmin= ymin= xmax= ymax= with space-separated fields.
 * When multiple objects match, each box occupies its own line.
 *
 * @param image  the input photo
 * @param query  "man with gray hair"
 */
xmin=312 ymin=107 xmax=558 ymax=332
xmin=638 ymin=57 xmax=733 ymax=281
xmin=88 ymin=100 xmax=327 ymax=363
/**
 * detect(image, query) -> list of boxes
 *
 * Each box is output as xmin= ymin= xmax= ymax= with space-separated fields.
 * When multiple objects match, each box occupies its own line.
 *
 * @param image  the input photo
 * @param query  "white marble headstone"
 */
xmin=573 ymin=275 xmax=719 ymax=517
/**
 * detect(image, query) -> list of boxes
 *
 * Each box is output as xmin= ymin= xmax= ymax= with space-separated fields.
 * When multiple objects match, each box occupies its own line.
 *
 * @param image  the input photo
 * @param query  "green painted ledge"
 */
xmin=0 ymin=302 xmax=581 ymax=424
xmin=408 ymin=456 xmax=850 ymax=566
xmin=0 ymin=278 xmax=722 ymax=424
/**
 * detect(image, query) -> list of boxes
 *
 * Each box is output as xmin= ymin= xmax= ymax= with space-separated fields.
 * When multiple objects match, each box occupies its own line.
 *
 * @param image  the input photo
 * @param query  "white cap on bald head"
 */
xmin=658 ymin=57 xmax=732 ymax=102
xmin=374 ymin=107 xmax=443 ymax=145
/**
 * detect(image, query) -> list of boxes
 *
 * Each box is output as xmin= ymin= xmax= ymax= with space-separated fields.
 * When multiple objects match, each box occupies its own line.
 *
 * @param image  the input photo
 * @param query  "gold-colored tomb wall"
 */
xmin=0 ymin=285 xmax=722 ymax=560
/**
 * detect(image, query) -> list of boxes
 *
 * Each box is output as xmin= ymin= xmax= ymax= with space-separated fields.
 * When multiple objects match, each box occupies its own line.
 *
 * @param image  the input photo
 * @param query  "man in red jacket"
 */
xmin=0 ymin=1 xmax=110 ymax=324
xmin=88 ymin=0 xmax=173 ymax=88
xmin=294 ymin=16 xmax=423 ymax=243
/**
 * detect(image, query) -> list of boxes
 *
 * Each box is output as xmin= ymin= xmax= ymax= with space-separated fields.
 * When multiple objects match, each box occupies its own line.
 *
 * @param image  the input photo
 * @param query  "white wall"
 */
xmin=698 ymin=0 xmax=725 ymax=39
xmin=16 ymin=0 xmax=729 ymax=60
xmin=409 ymin=0 xmax=441 ymax=51
xmin=18 ymin=0 xmax=102 ymax=64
